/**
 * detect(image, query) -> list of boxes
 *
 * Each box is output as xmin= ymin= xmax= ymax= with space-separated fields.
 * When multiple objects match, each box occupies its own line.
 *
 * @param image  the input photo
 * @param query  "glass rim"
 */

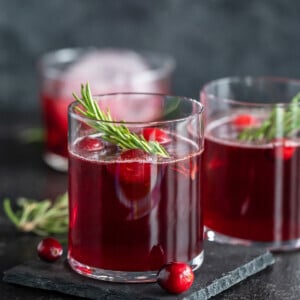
xmin=68 ymin=92 xmax=204 ymax=126
xmin=38 ymin=47 xmax=176 ymax=82
xmin=201 ymin=76 xmax=300 ymax=108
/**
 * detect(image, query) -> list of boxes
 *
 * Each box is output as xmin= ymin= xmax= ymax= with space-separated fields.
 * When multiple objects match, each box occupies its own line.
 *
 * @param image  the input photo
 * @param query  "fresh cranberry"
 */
xmin=157 ymin=262 xmax=194 ymax=294
xmin=77 ymin=137 xmax=104 ymax=152
xmin=233 ymin=114 xmax=257 ymax=127
xmin=37 ymin=237 xmax=63 ymax=262
xmin=109 ymin=149 xmax=152 ymax=184
xmin=142 ymin=128 xmax=171 ymax=144
xmin=272 ymin=138 xmax=296 ymax=160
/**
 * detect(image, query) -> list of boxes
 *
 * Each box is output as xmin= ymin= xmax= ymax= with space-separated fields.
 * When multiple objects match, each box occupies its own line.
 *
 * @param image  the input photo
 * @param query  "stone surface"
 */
xmin=3 ymin=242 xmax=274 ymax=300
xmin=2 ymin=117 xmax=300 ymax=300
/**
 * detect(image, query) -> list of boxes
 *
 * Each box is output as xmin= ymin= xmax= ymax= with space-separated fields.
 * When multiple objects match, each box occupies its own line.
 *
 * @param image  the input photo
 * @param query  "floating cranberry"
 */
xmin=77 ymin=137 xmax=104 ymax=152
xmin=157 ymin=262 xmax=194 ymax=294
xmin=109 ymin=149 xmax=152 ymax=184
xmin=142 ymin=128 xmax=171 ymax=144
xmin=37 ymin=237 xmax=63 ymax=262
xmin=233 ymin=114 xmax=257 ymax=127
xmin=272 ymin=138 xmax=296 ymax=160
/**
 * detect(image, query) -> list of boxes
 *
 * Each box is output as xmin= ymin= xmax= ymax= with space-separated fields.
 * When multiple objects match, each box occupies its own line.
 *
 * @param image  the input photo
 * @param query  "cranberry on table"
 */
xmin=157 ymin=262 xmax=194 ymax=294
xmin=37 ymin=237 xmax=63 ymax=262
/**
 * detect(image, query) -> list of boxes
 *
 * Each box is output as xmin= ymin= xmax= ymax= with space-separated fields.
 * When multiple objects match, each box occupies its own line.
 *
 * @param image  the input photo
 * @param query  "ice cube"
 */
xmin=59 ymin=49 xmax=157 ymax=97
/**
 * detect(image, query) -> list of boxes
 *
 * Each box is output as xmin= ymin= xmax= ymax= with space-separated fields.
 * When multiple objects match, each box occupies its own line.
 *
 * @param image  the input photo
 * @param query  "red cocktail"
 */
xmin=68 ymin=92 xmax=204 ymax=282
xmin=42 ymin=93 xmax=69 ymax=159
xmin=203 ymin=116 xmax=300 ymax=242
xmin=201 ymin=77 xmax=300 ymax=251
xmin=39 ymin=48 xmax=175 ymax=171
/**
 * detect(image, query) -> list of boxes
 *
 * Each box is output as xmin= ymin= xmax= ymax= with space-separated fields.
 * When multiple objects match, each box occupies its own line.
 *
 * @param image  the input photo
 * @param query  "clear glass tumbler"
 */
xmin=38 ymin=48 xmax=175 ymax=171
xmin=201 ymin=76 xmax=300 ymax=251
xmin=68 ymin=92 xmax=204 ymax=282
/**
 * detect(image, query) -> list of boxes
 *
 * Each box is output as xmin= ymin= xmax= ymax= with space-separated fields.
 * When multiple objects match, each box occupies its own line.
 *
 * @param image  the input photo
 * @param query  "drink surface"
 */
xmin=202 ymin=115 xmax=300 ymax=242
xmin=68 ymin=133 xmax=203 ymax=271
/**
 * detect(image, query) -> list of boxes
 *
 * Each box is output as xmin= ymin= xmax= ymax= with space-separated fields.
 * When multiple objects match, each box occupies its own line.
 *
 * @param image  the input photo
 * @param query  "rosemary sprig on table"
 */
xmin=238 ymin=93 xmax=300 ymax=142
xmin=19 ymin=127 xmax=45 ymax=143
xmin=72 ymin=83 xmax=169 ymax=157
xmin=3 ymin=193 xmax=68 ymax=236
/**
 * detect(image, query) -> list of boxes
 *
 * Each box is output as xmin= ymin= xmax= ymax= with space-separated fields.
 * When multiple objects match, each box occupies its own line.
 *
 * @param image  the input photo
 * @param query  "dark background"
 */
xmin=1 ymin=0 xmax=300 ymax=117
xmin=1 ymin=3 xmax=300 ymax=300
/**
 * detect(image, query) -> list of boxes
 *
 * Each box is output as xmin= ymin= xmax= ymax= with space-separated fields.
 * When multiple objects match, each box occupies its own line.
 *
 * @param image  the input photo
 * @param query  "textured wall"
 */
xmin=1 ymin=0 xmax=300 ymax=115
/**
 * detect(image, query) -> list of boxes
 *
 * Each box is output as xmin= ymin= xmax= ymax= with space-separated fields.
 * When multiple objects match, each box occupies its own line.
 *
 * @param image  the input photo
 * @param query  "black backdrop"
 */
xmin=1 ymin=0 xmax=300 ymax=116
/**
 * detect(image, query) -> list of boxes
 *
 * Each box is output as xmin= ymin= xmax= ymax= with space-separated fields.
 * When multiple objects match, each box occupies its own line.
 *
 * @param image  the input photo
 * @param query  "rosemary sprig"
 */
xmin=3 ymin=193 xmax=68 ymax=236
xmin=72 ymin=83 xmax=169 ymax=157
xmin=19 ymin=127 xmax=45 ymax=143
xmin=238 ymin=93 xmax=300 ymax=142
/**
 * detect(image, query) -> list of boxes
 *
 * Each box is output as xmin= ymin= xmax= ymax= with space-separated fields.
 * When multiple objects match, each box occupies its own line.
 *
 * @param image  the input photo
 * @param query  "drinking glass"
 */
xmin=38 ymin=48 xmax=175 ymax=171
xmin=68 ymin=93 xmax=204 ymax=282
xmin=201 ymin=76 xmax=300 ymax=251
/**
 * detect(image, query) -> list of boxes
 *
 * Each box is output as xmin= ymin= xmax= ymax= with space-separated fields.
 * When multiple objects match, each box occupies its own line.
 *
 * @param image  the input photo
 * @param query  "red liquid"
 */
xmin=68 ymin=136 xmax=203 ymax=271
xmin=42 ymin=93 xmax=70 ymax=158
xmin=41 ymin=80 xmax=170 ymax=159
xmin=202 ymin=117 xmax=300 ymax=242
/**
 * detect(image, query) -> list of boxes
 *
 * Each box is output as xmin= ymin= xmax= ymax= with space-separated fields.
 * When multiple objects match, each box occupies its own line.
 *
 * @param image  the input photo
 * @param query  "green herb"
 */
xmin=72 ymin=83 xmax=169 ymax=157
xmin=238 ymin=93 xmax=300 ymax=142
xmin=162 ymin=97 xmax=181 ymax=120
xmin=19 ymin=128 xmax=45 ymax=143
xmin=3 ymin=193 xmax=68 ymax=236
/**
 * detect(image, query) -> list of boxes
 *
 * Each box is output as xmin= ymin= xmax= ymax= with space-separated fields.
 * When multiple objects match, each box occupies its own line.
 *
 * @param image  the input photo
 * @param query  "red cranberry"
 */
xmin=37 ymin=237 xmax=63 ymax=262
xmin=109 ymin=149 xmax=152 ymax=184
xmin=142 ymin=128 xmax=171 ymax=144
xmin=157 ymin=262 xmax=194 ymax=294
xmin=272 ymin=138 xmax=296 ymax=160
xmin=233 ymin=114 xmax=257 ymax=127
xmin=77 ymin=137 xmax=104 ymax=152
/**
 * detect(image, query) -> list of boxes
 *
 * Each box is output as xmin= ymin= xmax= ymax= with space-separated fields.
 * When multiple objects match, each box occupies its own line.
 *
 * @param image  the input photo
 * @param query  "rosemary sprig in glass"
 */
xmin=3 ymin=193 xmax=68 ymax=236
xmin=72 ymin=83 xmax=169 ymax=157
xmin=238 ymin=93 xmax=300 ymax=142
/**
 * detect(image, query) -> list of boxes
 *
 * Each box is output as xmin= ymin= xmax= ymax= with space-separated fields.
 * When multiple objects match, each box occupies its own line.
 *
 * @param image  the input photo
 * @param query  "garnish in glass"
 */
xmin=238 ymin=93 xmax=300 ymax=142
xmin=72 ymin=83 xmax=169 ymax=158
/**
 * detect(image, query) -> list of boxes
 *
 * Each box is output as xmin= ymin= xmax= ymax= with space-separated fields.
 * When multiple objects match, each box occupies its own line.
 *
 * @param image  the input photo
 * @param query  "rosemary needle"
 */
xmin=238 ymin=93 xmax=300 ymax=142
xmin=3 ymin=193 xmax=68 ymax=236
xmin=72 ymin=83 xmax=169 ymax=157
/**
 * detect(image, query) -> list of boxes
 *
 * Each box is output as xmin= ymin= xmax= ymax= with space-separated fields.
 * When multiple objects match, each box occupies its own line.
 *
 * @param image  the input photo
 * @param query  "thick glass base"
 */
xmin=205 ymin=227 xmax=300 ymax=252
xmin=68 ymin=250 xmax=204 ymax=283
xmin=43 ymin=152 xmax=68 ymax=172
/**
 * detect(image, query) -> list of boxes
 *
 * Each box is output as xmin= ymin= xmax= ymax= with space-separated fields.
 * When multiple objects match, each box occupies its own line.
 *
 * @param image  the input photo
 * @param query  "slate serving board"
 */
xmin=3 ymin=241 xmax=275 ymax=300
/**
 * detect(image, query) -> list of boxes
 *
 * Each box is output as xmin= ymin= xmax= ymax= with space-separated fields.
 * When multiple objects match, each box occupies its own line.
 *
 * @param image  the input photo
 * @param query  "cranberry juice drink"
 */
xmin=42 ymin=93 xmax=70 ymax=159
xmin=202 ymin=116 xmax=300 ymax=242
xmin=68 ymin=89 xmax=204 ymax=282
xmin=39 ymin=48 xmax=175 ymax=171
xmin=69 ymin=135 xmax=202 ymax=272
xmin=201 ymin=77 xmax=300 ymax=251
